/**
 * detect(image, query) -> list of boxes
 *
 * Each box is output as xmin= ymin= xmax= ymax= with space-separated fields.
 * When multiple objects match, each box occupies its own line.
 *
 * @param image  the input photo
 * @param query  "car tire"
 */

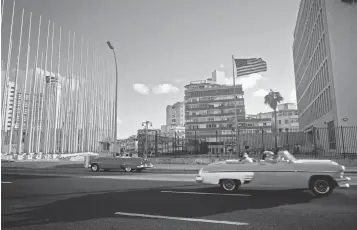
xmin=309 ymin=177 xmax=334 ymax=197
xmin=91 ymin=164 xmax=99 ymax=172
xmin=220 ymin=179 xmax=239 ymax=192
xmin=124 ymin=166 xmax=132 ymax=172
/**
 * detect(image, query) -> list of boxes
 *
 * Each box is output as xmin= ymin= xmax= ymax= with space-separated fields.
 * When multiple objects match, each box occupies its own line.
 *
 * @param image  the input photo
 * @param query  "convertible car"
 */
xmin=196 ymin=150 xmax=350 ymax=197
xmin=89 ymin=152 xmax=153 ymax=172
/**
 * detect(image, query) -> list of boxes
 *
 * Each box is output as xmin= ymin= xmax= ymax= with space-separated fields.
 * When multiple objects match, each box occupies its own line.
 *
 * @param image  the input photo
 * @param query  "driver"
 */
xmin=261 ymin=151 xmax=278 ymax=163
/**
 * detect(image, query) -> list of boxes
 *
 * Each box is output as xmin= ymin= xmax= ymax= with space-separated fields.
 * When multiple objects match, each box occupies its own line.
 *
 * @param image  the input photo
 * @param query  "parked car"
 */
xmin=196 ymin=150 xmax=350 ymax=197
xmin=89 ymin=152 xmax=153 ymax=172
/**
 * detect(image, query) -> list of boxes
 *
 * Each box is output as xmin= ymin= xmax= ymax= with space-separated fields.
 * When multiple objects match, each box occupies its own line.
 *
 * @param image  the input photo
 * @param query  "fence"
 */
xmin=138 ymin=127 xmax=357 ymax=159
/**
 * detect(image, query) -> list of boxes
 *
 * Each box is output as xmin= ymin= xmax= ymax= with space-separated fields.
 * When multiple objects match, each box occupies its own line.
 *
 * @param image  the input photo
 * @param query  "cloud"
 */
xmin=133 ymin=83 xmax=180 ymax=95
xmin=223 ymin=73 xmax=264 ymax=90
xmin=152 ymin=84 xmax=179 ymax=94
xmin=219 ymin=64 xmax=224 ymax=68
xmin=289 ymin=88 xmax=297 ymax=103
xmin=133 ymin=83 xmax=150 ymax=95
xmin=253 ymin=88 xmax=269 ymax=97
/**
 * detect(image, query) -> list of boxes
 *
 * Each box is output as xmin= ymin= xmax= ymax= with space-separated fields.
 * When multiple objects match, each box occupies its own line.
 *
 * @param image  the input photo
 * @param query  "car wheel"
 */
xmin=124 ymin=166 xmax=132 ymax=172
xmin=91 ymin=164 xmax=99 ymax=172
xmin=220 ymin=179 xmax=239 ymax=192
xmin=310 ymin=177 xmax=334 ymax=197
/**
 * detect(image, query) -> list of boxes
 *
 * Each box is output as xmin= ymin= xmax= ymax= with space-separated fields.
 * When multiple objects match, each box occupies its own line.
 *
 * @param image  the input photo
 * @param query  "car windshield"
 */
xmin=281 ymin=150 xmax=297 ymax=162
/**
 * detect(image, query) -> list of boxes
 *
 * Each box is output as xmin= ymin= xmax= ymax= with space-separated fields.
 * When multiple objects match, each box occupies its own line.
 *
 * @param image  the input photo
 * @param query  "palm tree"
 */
xmin=264 ymin=89 xmax=284 ymax=153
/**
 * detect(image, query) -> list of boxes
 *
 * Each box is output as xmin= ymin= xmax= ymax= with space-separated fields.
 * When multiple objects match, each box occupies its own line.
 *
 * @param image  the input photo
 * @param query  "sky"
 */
xmin=1 ymin=0 xmax=301 ymax=139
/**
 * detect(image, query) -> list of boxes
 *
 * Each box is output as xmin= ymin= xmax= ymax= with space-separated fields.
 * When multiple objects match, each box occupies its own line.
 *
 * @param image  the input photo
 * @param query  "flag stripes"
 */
xmin=234 ymin=58 xmax=267 ymax=77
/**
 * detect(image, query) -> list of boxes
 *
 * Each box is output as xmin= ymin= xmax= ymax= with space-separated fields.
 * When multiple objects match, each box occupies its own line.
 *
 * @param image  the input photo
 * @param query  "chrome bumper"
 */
xmin=335 ymin=177 xmax=351 ymax=188
xmin=196 ymin=175 xmax=203 ymax=183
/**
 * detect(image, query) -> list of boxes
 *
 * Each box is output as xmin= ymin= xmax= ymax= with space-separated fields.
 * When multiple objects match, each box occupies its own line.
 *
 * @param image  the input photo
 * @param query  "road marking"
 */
xmin=79 ymin=175 xmax=195 ymax=182
xmin=114 ymin=212 xmax=249 ymax=226
xmin=1 ymin=181 xmax=12 ymax=184
xmin=161 ymin=190 xmax=251 ymax=196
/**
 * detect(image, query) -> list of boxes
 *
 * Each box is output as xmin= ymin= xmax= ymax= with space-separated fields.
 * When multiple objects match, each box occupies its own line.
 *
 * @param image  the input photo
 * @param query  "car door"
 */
xmin=256 ymin=160 xmax=299 ymax=189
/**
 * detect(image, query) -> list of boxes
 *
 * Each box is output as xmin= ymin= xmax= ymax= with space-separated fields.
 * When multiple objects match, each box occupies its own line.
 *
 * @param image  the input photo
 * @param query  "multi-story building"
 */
xmin=275 ymin=103 xmax=299 ymax=132
xmin=2 ymin=81 xmax=16 ymax=131
xmin=293 ymin=0 xmax=357 ymax=130
xmin=184 ymin=79 xmax=245 ymax=141
xmin=166 ymin=102 xmax=185 ymax=126
xmin=161 ymin=124 xmax=185 ymax=138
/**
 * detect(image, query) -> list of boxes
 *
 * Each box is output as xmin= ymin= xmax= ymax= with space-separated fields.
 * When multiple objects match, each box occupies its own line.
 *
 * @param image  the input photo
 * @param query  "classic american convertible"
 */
xmin=89 ymin=152 xmax=153 ymax=172
xmin=196 ymin=150 xmax=350 ymax=197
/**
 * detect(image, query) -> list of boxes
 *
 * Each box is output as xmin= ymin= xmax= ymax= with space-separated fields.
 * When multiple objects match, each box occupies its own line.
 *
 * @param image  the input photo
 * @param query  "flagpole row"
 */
xmin=8 ymin=8 xmax=24 ymax=155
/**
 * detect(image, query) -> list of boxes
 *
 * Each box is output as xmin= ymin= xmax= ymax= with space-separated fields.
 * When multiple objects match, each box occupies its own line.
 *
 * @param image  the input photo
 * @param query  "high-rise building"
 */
xmin=166 ymin=102 xmax=185 ymax=126
xmin=293 ymin=0 xmax=357 ymax=130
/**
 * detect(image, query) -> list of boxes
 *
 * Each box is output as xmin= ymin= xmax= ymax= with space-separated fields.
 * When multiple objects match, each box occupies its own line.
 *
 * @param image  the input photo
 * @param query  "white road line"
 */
xmin=161 ymin=190 xmax=251 ymax=196
xmin=79 ymin=176 xmax=195 ymax=182
xmin=114 ymin=212 xmax=249 ymax=226
xmin=1 ymin=181 xmax=12 ymax=184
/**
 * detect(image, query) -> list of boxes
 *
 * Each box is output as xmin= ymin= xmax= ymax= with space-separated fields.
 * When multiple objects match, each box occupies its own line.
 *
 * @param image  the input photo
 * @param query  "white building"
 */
xmin=293 ymin=0 xmax=357 ymax=153
xmin=293 ymin=0 xmax=357 ymax=129
xmin=161 ymin=124 xmax=185 ymax=138
xmin=275 ymin=103 xmax=299 ymax=132
xmin=2 ymin=81 xmax=16 ymax=131
xmin=166 ymin=101 xmax=185 ymax=126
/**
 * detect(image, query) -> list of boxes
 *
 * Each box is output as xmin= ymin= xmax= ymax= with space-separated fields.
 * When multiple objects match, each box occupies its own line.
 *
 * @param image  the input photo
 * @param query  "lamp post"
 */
xmin=106 ymin=41 xmax=118 ymax=145
xmin=142 ymin=120 xmax=152 ymax=157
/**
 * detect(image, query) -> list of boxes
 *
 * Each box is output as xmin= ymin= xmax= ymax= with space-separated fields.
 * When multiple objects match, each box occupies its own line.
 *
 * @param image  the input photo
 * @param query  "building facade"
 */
xmin=274 ymin=103 xmax=299 ymax=132
xmin=184 ymin=80 xmax=245 ymax=140
xmin=166 ymin=102 xmax=185 ymax=126
xmin=293 ymin=0 xmax=357 ymax=130
xmin=160 ymin=124 xmax=185 ymax=138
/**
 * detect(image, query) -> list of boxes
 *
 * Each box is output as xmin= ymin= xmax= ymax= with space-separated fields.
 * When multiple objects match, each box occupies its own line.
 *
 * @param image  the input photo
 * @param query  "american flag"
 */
xmin=234 ymin=58 xmax=267 ymax=77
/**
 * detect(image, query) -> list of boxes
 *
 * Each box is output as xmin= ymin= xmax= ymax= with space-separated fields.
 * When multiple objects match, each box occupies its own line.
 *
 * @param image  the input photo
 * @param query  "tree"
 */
xmin=264 ymin=89 xmax=284 ymax=153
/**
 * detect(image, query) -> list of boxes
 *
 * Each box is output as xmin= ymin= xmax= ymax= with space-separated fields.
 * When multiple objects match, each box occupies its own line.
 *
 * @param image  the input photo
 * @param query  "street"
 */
xmin=2 ymin=170 xmax=357 ymax=230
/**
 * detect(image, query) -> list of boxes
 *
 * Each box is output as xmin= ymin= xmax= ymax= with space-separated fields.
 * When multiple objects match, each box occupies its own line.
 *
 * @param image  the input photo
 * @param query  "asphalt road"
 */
xmin=0 ymin=166 xmax=196 ymax=177
xmin=2 ymin=172 xmax=357 ymax=230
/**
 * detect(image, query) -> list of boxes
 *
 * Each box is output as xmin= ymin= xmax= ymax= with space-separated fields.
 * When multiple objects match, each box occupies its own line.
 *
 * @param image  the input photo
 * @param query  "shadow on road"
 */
xmin=2 ymin=186 xmax=315 ymax=228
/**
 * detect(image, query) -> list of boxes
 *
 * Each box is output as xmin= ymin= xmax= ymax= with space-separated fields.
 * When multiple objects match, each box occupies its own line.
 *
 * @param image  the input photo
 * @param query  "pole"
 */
xmin=340 ymin=126 xmax=346 ymax=158
xmin=27 ymin=15 xmax=41 ymax=153
xmin=2 ymin=0 xmax=15 ymax=134
xmin=109 ymin=47 xmax=119 ymax=143
xmin=37 ymin=20 xmax=51 ymax=153
xmin=8 ymin=8 xmax=24 ymax=155
xmin=232 ymin=55 xmax=239 ymax=156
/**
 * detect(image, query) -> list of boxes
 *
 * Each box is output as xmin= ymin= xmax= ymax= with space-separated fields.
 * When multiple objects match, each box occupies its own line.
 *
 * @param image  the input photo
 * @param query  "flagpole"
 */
xmin=9 ymin=8 xmax=24 ymax=154
xmin=81 ymin=42 xmax=89 ymax=152
xmin=52 ymin=26 xmax=61 ymax=153
xmin=17 ymin=12 xmax=32 ymax=153
xmin=68 ymin=32 xmax=76 ymax=153
xmin=36 ymin=52 xmax=44 ymax=153
xmin=2 ymin=0 xmax=15 ymax=135
xmin=77 ymin=35 xmax=84 ymax=152
xmin=37 ymin=20 xmax=50 ymax=153
xmin=232 ymin=55 xmax=240 ymax=156
xmin=27 ymin=15 xmax=42 ymax=153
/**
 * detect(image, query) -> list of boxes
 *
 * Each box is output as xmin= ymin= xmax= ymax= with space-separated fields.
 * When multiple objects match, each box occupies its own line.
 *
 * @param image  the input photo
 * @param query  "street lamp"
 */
xmin=142 ymin=121 xmax=152 ymax=157
xmin=107 ymin=41 xmax=119 ymax=144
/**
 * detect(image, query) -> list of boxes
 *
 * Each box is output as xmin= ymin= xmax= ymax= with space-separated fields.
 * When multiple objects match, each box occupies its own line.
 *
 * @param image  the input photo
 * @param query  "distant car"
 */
xmin=89 ymin=152 xmax=153 ymax=173
xmin=196 ymin=150 xmax=350 ymax=197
